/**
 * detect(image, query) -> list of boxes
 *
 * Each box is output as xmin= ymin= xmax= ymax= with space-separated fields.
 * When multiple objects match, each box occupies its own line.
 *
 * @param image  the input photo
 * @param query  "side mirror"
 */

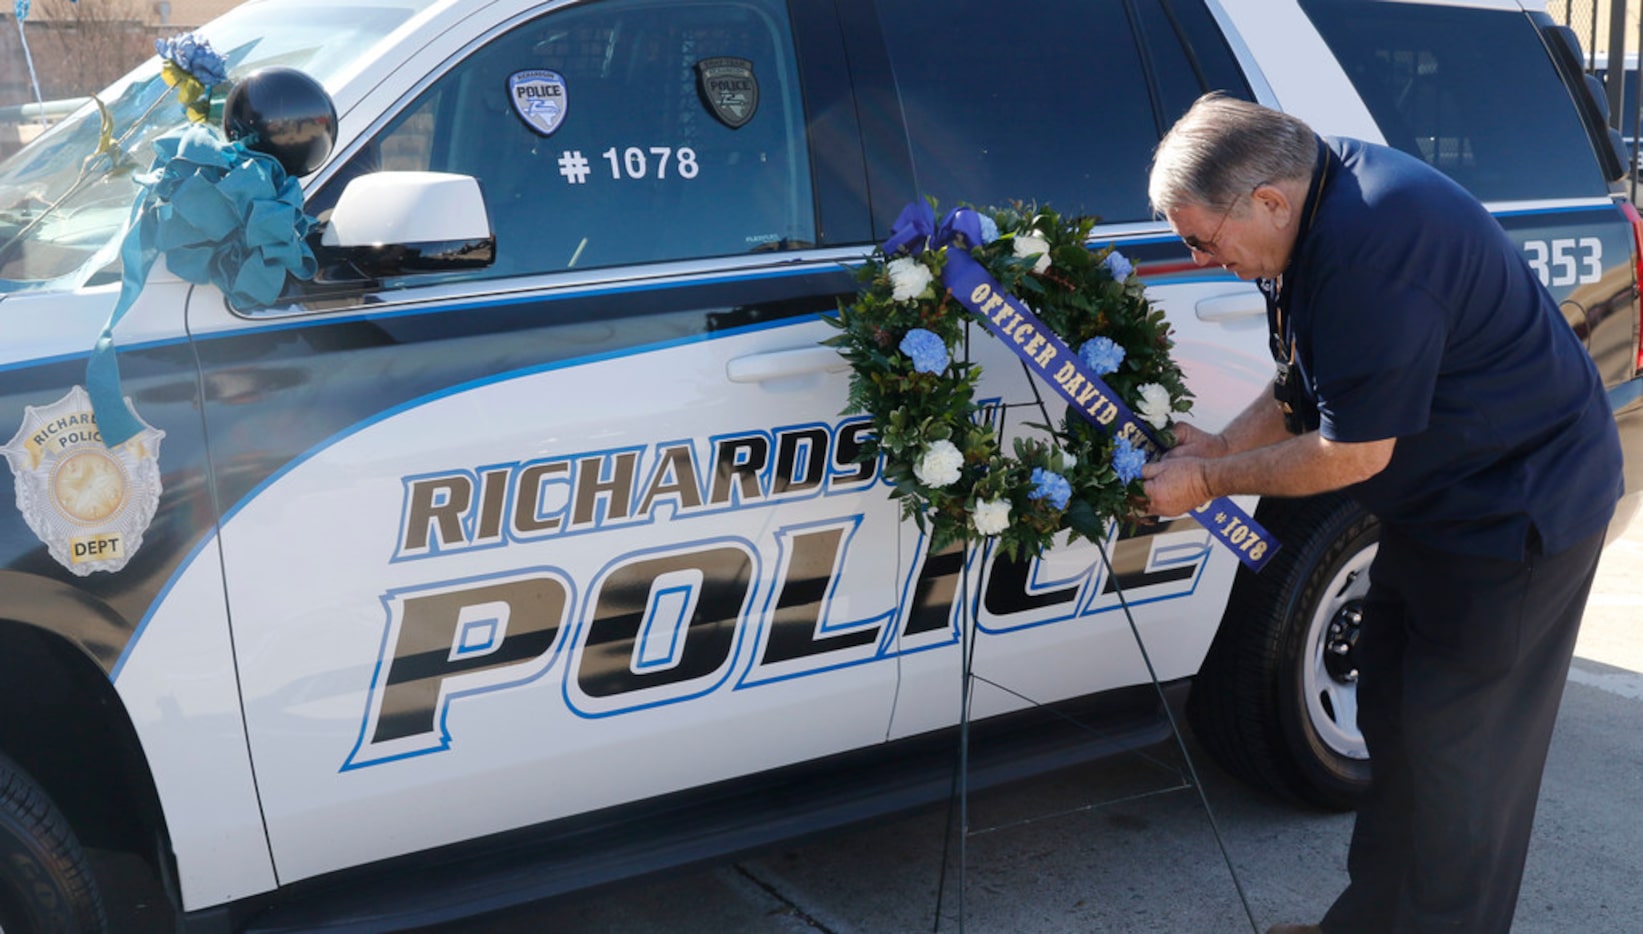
xmin=1585 ymin=72 xmax=1612 ymax=124
xmin=316 ymin=171 xmax=495 ymax=278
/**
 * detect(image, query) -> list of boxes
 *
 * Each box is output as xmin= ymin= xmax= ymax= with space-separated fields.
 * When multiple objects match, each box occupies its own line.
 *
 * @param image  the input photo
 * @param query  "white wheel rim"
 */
xmin=1303 ymin=542 xmax=1376 ymax=760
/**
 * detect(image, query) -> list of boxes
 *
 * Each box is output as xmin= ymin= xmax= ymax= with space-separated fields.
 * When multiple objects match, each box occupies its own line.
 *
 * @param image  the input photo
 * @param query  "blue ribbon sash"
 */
xmin=931 ymin=214 xmax=1278 ymax=572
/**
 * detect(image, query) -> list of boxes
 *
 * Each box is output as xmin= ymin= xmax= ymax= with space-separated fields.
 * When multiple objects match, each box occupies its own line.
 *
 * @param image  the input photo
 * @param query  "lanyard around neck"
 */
xmin=1261 ymin=135 xmax=1334 ymax=366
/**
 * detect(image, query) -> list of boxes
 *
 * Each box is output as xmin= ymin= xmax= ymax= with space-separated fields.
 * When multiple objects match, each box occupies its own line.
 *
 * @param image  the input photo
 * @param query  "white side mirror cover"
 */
xmin=321 ymin=171 xmax=491 ymax=247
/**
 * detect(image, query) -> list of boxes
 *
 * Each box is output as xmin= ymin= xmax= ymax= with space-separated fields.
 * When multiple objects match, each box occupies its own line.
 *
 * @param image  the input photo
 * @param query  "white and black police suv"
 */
xmin=0 ymin=0 xmax=1638 ymax=929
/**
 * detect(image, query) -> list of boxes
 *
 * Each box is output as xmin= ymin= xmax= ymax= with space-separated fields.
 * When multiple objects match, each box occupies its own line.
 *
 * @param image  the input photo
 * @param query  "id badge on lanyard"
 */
xmin=1261 ymin=136 xmax=1334 ymax=436
xmin=1261 ymin=276 xmax=1307 ymax=435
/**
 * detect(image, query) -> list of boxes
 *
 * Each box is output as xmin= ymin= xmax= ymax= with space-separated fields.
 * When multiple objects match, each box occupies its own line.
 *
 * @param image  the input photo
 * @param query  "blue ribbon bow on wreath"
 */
xmin=881 ymin=201 xmax=987 ymax=258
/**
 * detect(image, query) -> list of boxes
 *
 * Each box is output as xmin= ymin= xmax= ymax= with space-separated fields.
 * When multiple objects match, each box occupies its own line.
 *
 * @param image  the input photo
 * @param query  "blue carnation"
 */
xmin=1079 ymin=336 xmax=1125 ymax=376
xmin=1105 ymin=250 xmax=1134 ymax=281
xmin=1112 ymin=436 xmax=1146 ymax=485
xmin=1029 ymin=467 xmax=1072 ymax=510
xmin=899 ymin=328 xmax=949 ymax=374
xmin=979 ymin=215 xmax=1000 ymax=244
xmin=156 ymin=32 xmax=228 ymax=87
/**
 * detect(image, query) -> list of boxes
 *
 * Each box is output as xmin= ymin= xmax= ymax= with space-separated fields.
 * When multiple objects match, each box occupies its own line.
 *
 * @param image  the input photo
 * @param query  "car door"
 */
xmin=845 ymin=0 xmax=1269 ymax=739
xmin=186 ymin=0 xmax=903 ymax=884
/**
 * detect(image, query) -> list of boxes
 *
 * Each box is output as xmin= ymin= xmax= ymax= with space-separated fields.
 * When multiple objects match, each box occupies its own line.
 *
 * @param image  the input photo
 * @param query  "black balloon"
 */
xmin=223 ymin=67 xmax=338 ymax=177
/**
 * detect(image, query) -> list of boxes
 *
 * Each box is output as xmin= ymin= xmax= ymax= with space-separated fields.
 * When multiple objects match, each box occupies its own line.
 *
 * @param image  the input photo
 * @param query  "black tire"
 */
xmin=1188 ymin=493 xmax=1378 ymax=811
xmin=0 ymin=750 xmax=105 ymax=933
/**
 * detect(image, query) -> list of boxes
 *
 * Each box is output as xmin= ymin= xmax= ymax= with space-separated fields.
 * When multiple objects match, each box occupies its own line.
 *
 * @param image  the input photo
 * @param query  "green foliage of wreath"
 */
xmin=824 ymin=202 xmax=1193 ymax=561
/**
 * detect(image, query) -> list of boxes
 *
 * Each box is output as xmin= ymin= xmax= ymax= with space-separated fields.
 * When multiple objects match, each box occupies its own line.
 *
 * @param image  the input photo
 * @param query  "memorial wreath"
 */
xmin=825 ymin=201 xmax=1192 ymax=561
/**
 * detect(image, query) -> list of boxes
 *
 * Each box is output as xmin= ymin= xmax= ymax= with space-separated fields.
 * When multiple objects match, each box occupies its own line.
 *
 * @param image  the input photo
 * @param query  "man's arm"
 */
xmin=1170 ymin=380 xmax=1294 ymax=459
xmin=1142 ymin=429 xmax=1394 ymax=517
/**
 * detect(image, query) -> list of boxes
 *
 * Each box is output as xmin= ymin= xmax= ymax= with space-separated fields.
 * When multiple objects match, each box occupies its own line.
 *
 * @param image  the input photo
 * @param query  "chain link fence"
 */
xmin=1551 ymin=0 xmax=1643 ymax=200
xmin=1551 ymin=0 xmax=1604 ymax=61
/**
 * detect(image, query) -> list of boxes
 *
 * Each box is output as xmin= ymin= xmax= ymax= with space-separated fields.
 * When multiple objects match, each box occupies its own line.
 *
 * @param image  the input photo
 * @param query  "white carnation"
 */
xmin=887 ymin=256 xmax=934 ymax=302
xmin=913 ymin=439 xmax=964 ymax=488
xmin=972 ymin=498 xmax=1012 ymax=536
xmin=1137 ymin=382 xmax=1173 ymax=430
xmin=1013 ymin=232 xmax=1052 ymax=274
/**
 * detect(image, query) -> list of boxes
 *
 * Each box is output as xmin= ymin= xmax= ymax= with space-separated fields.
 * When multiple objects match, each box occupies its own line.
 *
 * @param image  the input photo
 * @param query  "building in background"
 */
xmin=1 ymin=0 xmax=243 ymax=157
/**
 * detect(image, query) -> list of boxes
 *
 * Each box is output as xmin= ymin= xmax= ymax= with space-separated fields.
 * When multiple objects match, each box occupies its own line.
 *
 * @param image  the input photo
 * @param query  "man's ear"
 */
xmin=1253 ymin=184 xmax=1294 ymax=231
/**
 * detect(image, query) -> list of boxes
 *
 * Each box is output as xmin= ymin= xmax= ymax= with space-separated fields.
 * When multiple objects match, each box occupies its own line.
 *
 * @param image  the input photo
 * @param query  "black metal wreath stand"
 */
xmin=926 ymin=352 xmax=1261 ymax=934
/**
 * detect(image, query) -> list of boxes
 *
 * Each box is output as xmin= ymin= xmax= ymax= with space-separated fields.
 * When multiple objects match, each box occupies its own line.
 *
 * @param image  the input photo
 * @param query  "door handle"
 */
xmin=726 ymin=346 xmax=849 ymax=383
xmin=1195 ymin=292 xmax=1266 ymax=322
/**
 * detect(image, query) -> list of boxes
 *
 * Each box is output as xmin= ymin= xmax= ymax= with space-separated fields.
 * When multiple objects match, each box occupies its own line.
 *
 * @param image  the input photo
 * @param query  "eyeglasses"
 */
xmin=1181 ymin=205 xmax=1234 ymax=257
xmin=1179 ymin=185 xmax=1262 ymax=258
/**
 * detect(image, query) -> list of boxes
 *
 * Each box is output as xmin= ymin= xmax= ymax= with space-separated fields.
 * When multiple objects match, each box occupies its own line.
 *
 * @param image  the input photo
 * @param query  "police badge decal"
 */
xmin=695 ymin=57 xmax=759 ymax=129
xmin=2 ymin=386 xmax=165 ymax=575
xmin=508 ymin=69 xmax=569 ymax=137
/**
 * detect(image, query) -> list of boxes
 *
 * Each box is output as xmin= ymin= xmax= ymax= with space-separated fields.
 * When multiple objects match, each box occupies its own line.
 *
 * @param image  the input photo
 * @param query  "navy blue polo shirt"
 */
xmin=1281 ymin=137 xmax=1623 ymax=560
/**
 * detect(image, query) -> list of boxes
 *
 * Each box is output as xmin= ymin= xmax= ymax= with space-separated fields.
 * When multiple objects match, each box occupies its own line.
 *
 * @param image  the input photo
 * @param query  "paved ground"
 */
xmin=101 ymin=514 xmax=1643 ymax=932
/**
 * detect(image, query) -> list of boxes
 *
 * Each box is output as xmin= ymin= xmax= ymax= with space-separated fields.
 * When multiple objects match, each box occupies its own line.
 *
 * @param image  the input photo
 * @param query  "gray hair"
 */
xmin=1149 ymin=93 xmax=1318 ymax=216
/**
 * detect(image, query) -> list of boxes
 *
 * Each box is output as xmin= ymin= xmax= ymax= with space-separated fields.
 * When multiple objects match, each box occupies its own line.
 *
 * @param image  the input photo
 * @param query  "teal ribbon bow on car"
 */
xmin=86 ymin=124 xmax=317 ymax=448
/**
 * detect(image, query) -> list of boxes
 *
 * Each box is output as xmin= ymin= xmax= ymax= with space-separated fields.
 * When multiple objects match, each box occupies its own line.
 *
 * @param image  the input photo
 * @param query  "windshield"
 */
xmin=0 ymin=0 xmax=437 ymax=291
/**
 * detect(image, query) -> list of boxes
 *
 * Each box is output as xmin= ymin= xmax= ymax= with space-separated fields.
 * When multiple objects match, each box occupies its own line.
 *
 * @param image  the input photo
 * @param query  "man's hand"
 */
xmin=1138 ymin=422 xmax=1222 ymax=517
xmin=1166 ymin=422 xmax=1228 ymax=460
xmin=1141 ymin=456 xmax=1213 ymax=517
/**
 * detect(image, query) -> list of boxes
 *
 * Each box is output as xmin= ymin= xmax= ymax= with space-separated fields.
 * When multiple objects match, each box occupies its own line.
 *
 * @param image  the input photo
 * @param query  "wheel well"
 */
xmin=0 ymin=619 xmax=175 ymax=897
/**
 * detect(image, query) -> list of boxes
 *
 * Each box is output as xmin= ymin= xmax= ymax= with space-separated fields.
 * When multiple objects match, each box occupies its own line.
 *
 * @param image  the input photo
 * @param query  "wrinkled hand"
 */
xmin=1141 ymin=457 xmax=1213 ymax=517
xmin=1142 ymin=422 xmax=1222 ymax=516
xmin=1165 ymin=422 xmax=1228 ymax=461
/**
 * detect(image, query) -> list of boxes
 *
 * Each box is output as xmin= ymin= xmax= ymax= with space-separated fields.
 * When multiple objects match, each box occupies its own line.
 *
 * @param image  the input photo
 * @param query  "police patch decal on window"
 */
xmin=1 ymin=386 xmax=165 ymax=576
xmin=695 ymin=57 xmax=759 ymax=129
xmin=509 ymin=69 xmax=569 ymax=137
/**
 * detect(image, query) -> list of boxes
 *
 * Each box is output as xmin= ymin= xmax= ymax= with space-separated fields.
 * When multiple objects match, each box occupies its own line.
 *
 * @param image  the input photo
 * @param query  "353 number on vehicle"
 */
xmin=1522 ymin=237 xmax=1601 ymax=288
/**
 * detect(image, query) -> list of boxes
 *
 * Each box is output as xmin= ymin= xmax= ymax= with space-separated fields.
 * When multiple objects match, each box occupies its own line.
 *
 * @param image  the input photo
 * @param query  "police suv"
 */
xmin=0 ymin=0 xmax=1638 ymax=929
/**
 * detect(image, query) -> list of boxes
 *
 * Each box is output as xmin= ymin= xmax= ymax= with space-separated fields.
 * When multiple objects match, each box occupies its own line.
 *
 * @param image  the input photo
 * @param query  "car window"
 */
xmin=873 ymin=0 xmax=1249 ymax=224
xmin=1135 ymin=0 xmax=1255 ymax=127
xmin=311 ymin=0 xmax=815 ymax=282
xmin=1300 ymin=0 xmax=1609 ymax=201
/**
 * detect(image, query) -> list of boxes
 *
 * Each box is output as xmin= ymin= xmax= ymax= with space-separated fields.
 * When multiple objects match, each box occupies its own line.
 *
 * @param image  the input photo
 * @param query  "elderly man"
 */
xmin=1142 ymin=94 xmax=1623 ymax=933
